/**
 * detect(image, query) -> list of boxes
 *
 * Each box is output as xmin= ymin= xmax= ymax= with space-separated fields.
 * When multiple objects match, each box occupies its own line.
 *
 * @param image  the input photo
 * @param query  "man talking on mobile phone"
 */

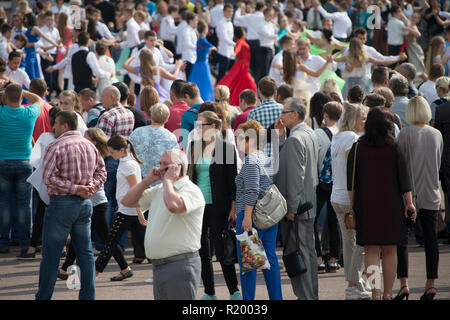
xmin=121 ymin=149 xmax=205 ymax=300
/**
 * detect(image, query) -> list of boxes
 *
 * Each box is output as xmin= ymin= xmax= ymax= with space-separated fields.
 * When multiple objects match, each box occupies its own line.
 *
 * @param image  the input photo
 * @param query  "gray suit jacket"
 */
xmin=275 ymin=122 xmax=319 ymax=220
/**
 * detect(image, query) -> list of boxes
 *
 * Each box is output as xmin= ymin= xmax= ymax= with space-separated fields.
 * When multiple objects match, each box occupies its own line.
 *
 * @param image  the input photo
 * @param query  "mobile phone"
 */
xmin=164 ymin=165 xmax=183 ymax=177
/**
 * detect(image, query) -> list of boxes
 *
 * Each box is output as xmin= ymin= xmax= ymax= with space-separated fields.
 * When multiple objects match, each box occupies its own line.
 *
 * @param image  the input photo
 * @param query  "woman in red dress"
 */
xmin=216 ymin=27 xmax=257 ymax=107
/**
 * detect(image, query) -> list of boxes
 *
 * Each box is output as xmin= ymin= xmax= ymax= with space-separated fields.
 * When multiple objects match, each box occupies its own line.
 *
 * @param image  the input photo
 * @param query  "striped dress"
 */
xmin=235 ymin=152 xmax=272 ymax=214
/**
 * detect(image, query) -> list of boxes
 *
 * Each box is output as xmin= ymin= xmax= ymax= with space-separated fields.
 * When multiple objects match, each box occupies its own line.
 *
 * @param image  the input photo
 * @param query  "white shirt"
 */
xmin=179 ymin=25 xmax=197 ymax=64
xmin=269 ymin=50 xmax=283 ymax=86
xmin=216 ymin=19 xmax=235 ymax=58
xmin=139 ymin=176 xmax=205 ymax=259
xmin=39 ymin=25 xmax=60 ymax=55
xmin=97 ymin=55 xmax=118 ymax=96
xmin=139 ymin=22 xmax=150 ymax=31
xmin=387 ymin=17 xmax=408 ymax=45
xmin=330 ymin=130 xmax=359 ymax=205
xmin=317 ymin=6 xmax=352 ymax=40
xmin=6 ymin=66 xmax=30 ymax=88
xmin=298 ymin=53 xmax=335 ymax=91
xmin=120 ymin=18 xmax=141 ymax=49
xmin=12 ymin=27 xmax=27 ymax=41
xmin=175 ymin=20 xmax=187 ymax=54
xmin=76 ymin=46 xmax=111 ymax=79
xmin=419 ymin=80 xmax=438 ymax=105
xmin=76 ymin=113 xmax=88 ymax=136
xmin=210 ymin=4 xmax=224 ymax=28
xmin=233 ymin=9 xmax=264 ymax=40
xmin=52 ymin=4 xmax=70 ymax=15
xmin=159 ymin=15 xmax=177 ymax=42
xmin=0 ymin=35 xmax=9 ymax=60
xmin=117 ymin=155 xmax=142 ymax=216
xmin=258 ymin=20 xmax=278 ymax=48
xmin=96 ymin=21 xmax=115 ymax=40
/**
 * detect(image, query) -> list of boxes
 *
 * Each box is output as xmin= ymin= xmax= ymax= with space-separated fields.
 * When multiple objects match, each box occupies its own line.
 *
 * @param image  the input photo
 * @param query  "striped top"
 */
xmin=235 ymin=152 xmax=273 ymax=214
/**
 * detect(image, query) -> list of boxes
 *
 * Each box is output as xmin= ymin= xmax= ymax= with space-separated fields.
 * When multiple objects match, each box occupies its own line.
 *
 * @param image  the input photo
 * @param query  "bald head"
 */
xmin=100 ymin=86 xmax=121 ymax=109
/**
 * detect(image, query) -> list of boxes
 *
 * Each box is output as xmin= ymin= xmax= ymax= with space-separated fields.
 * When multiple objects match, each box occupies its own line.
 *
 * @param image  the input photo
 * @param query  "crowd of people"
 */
xmin=0 ymin=0 xmax=450 ymax=301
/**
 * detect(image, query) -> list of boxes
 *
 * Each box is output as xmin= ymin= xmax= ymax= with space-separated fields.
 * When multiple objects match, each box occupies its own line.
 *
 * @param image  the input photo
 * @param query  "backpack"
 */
xmin=318 ymin=127 xmax=333 ymax=193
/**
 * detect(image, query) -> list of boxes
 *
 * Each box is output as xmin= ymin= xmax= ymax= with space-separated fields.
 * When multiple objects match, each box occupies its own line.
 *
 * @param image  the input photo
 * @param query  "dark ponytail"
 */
xmin=107 ymin=135 xmax=144 ymax=164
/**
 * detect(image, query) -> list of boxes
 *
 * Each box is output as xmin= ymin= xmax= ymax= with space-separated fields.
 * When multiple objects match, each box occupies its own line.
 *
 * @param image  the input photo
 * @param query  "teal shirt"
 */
xmin=358 ymin=11 xmax=372 ymax=29
xmin=195 ymin=157 xmax=213 ymax=204
xmin=0 ymin=104 xmax=40 ymax=160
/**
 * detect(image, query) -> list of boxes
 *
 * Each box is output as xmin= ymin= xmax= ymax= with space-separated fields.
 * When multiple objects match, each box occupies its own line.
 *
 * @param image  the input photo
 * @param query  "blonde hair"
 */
xmin=435 ymin=76 xmax=450 ymax=92
xmin=139 ymin=49 xmax=156 ymax=86
xmin=237 ymin=120 xmax=266 ymax=151
xmin=150 ymin=103 xmax=170 ymax=124
xmin=405 ymin=96 xmax=432 ymax=125
xmin=320 ymin=79 xmax=343 ymax=102
xmin=339 ymin=103 xmax=368 ymax=132
xmin=59 ymin=90 xmax=82 ymax=115
xmin=214 ymin=85 xmax=231 ymax=129
xmin=140 ymin=86 xmax=159 ymax=116
xmin=348 ymin=38 xmax=368 ymax=68
xmin=85 ymin=128 xmax=110 ymax=158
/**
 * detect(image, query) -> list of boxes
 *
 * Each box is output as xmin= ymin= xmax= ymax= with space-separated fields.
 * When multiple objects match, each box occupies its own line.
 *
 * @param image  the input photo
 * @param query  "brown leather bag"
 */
xmin=345 ymin=142 xmax=358 ymax=230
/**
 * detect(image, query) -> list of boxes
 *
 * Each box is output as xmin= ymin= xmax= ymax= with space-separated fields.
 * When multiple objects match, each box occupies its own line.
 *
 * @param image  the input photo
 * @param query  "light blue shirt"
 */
xmin=0 ymin=104 xmax=40 ymax=159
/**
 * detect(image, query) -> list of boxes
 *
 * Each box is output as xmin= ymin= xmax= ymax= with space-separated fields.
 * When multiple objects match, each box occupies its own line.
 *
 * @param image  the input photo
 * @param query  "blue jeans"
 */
xmin=35 ymin=196 xmax=95 ymax=300
xmin=235 ymin=210 xmax=283 ymax=300
xmin=96 ymin=157 xmax=126 ymax=251
xmin=0 ymin=160 xmax=32 ymax=251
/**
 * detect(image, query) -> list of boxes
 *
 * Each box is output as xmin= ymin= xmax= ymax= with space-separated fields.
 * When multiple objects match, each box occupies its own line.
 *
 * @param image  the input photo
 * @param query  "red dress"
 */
xmin=217 ymin=38 xmax=257 ymax=106
xmin=56 ymin=27 xmax=72 ymax=63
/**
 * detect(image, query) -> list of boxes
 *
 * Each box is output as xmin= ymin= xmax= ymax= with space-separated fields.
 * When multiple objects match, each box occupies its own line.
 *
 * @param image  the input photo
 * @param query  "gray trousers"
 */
xmin=331 ymin=202 xmax=367 ymax=290
xmin=153 ymin=256 xmax=201 ymax=300
xmin=280 ymin=217 xmax=318 ymax=300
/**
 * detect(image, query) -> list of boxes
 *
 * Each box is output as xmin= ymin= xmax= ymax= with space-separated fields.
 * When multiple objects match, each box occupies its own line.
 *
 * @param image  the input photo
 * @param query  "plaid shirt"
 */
xmin=42 ymin=131 xmax=107 ymax=196
xmin=247 ymin=99 xmax=283 ymax=158
xmin=96 ymin=104 xmax=135 ymax=138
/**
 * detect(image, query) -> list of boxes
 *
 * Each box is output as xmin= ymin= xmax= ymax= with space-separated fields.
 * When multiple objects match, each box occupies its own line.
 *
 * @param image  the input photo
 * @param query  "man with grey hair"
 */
xmin=96 ymin=85 xmax=135 ymax=138
xmin=395 ymin=63 xmax=419 ymax=99
xmin=121 ymin=149 xmax=205 ymax=300
xmin=274 ymin=97 xmax=320 ymax=300
xmin=388 ymin=75 xmax=410 ymax=128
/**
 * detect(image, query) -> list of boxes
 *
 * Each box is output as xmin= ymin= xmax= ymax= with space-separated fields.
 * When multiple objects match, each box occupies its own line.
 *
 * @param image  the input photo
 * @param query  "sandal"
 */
xmin=393 ymin=286 xmax=409 ymax=300
xmin=110 ymin=269 xmax=133 ymax=281
xmin=420 ymin=287 xmax=437 ymax=300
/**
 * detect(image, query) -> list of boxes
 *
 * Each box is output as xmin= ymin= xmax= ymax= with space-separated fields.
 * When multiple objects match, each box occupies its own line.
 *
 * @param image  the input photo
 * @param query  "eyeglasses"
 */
xmin=281 ymin=110 xmax=295 ymax=114
xmin=194 ymin=121 xmax=213 ymax=128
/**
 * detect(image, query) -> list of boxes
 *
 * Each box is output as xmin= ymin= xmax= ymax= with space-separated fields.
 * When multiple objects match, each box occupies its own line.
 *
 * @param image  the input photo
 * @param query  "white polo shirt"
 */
xmin=139 ymin=176 xmax=206 ymax=260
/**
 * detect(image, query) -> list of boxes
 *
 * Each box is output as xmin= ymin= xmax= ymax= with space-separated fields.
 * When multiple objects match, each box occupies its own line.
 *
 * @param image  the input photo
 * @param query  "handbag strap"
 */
xmin=349 ymin=141 xmax=358 ymax=208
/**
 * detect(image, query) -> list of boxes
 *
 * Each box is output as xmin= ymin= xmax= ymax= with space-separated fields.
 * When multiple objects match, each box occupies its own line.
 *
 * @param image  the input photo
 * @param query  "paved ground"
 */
xmin=1 ymin=236 xmax=449 ymax=300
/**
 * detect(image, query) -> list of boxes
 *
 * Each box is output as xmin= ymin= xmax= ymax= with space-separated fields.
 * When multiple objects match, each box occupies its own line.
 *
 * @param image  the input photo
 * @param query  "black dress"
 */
xmin=347 ymin=141 xmax=412 ymax=246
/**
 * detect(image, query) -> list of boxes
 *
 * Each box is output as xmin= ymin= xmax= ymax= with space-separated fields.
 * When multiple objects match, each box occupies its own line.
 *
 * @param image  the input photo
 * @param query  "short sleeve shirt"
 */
xmin=0 ymin=104 xmax=40 ymax=159
xmin=139 ymin=176 xmax=206 ymax=259
xmin=116 ymin=155 xmax=142 ymax=216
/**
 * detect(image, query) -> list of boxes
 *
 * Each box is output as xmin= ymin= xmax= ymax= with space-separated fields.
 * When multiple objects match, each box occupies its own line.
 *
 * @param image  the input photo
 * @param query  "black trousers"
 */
xmin=30 ymin=190 xmax=46 ymax=248
xmin=199 ymin=204 xmax=239 ymax=296
xmin=185 ymin=62 xmax=194 ymax=81
xmin=397 ymin=209 xmax=439 ymax=279
xmin=256 ymin=46 xmax=273 ymax=84
xmin=247 ymin=39 xmax=260 ymax=80
xmin=95 ymin=212 xmax=146 ymax=272
xmin=217 ymin=53 xmax=232 ymax=83
xmin=314 ymin=186 xmax=341 ymax=259
xmin=62 ymin=203 xmax=128 ymax=272
xmin=41 ymin=54 xmax=61 ymax=98
xmin=388 ymin=44 xmax=403 ymax=68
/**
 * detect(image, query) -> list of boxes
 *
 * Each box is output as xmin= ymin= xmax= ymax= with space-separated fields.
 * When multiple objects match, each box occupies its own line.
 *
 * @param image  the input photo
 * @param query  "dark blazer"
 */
xmin=188 ymin=138 xmax=237 ymax=215
xmin=434 ymin=101 xmax=450 ymax=169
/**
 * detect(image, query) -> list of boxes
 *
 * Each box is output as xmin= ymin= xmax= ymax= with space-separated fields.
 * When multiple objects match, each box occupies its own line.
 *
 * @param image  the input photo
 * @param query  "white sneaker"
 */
xmin=144 ymin=278 xmax=153 ymax=284
xmin=346 ymin=287 xmax=372 ymax=300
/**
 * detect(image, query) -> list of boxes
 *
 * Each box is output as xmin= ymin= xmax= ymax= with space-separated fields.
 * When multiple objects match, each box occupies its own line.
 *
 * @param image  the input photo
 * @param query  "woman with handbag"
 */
xmin=347 ymin=107 xmax=416 ymax=300
xmin=396 ymin=96 xmax=442 ymax=300
xmin=330 ymin=102 xmax=371 ymax=300
xmin=234 ymin=120 xmax=283 ymax=300
xmin=188 ymin=111 xmax=241 ymax=300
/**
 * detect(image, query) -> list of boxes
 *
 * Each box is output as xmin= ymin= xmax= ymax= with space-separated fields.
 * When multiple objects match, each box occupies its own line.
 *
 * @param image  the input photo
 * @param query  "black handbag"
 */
xmin=221 ymin=220 xmax=238 ymax=265
xmin=282 ymin=202 xmax=313 ymax=278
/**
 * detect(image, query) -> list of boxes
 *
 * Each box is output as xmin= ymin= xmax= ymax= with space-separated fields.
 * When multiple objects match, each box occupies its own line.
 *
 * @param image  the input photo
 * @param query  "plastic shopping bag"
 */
xmin=236 ymin=229 xmax=271 ymax=274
